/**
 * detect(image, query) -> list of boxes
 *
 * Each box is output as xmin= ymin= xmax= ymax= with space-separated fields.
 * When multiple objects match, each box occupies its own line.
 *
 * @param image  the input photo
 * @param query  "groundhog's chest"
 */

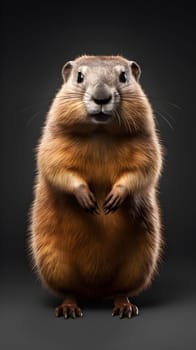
xmin=68 ymin=134 xmax=133 ymax=194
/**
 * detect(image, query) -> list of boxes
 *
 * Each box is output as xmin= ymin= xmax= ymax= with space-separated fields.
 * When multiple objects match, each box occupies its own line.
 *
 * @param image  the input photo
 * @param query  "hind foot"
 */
xmin=55 ymin=294 xmax=83 ymax=319
xmin=112 ymin=295 xmax=139 ymax=319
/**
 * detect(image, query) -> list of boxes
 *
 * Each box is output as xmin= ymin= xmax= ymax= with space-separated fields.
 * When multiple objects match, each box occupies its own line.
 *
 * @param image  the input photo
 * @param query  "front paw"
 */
xmin=103 ymin=185 xmax=128 ymax=214
xmin=73 ymin=184 xmax=99 ymax=214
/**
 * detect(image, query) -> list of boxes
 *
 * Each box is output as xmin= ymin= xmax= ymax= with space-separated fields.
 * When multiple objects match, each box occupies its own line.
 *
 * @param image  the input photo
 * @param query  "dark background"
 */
xmin=1 ymin=2 xmax=196 ymax=349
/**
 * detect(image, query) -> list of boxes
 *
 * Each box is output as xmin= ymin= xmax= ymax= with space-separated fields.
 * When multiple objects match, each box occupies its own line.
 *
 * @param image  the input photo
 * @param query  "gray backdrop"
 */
xmin=1 ymin=1 xmax=196 ymax=350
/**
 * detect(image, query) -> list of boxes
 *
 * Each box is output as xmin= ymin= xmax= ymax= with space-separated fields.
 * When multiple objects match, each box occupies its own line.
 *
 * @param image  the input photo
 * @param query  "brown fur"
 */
xmin=29 ymin=55 xmax=163 ymax=300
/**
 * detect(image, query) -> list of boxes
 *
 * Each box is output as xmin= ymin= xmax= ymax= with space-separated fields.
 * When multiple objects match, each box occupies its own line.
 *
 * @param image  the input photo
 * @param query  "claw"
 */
xmin=103 ymin=185 xmax=128 ymax=214
xmin=76 ymin=308 xmax=83 ymax=317
xmin=119 ymin=307 xmax=124 ymax=319
xmin=74 ymin=185 xmax=99 ymax=214
xmin=85 ymin=203 xmax=100 ymax=215
xmin=71 ymin=310 xmax=76 ymax=319
xmin=55 ymin=307 xmax=61 ymax=317
xmin=127 ymin=311 xmax=132 ymax=319
xmin=112 ymin=301 xmax=139 ymax=319
xmin=55 ymin=302 xmax=83 ymax=319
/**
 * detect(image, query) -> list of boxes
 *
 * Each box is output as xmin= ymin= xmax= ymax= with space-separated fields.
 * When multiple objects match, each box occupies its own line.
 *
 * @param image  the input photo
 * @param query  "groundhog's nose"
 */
xmin=93 ymin=95 xmax=112 ymax=105
xmin=92 ymin=85 xmax=112 ymax=105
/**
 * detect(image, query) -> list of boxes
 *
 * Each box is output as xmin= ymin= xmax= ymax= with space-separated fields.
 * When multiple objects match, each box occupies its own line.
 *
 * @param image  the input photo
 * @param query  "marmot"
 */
xmin=29 ymin=55 xmax=163 ymax=319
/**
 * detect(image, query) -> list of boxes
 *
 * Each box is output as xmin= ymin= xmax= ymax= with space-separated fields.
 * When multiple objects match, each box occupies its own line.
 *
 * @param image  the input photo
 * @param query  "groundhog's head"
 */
xmin=50 ymin=55 xmax=152 ymax=134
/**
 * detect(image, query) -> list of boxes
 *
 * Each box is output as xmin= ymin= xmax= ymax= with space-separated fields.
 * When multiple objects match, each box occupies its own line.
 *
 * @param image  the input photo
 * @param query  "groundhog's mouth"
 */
xmin=90 ymin=112 xmax=112 ymax=124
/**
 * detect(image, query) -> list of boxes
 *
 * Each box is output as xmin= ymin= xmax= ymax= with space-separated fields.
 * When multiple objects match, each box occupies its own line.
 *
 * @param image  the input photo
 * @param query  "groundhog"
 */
xmin=29 ymin=55 xmax=163 ymax=319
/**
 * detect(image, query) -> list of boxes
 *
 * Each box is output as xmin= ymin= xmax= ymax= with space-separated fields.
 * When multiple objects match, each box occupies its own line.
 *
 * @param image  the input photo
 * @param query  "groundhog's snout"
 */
xmin=92 ymin=85 xmax=112 ymax=106
xmin=84 ymin=83 xmax=119 ymax=124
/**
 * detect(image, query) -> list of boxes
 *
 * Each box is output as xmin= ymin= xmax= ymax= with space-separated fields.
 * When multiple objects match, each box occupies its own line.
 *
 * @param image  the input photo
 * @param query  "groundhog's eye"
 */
xmin=77 ymin=72 xmax=84 ymax=83
xmin=119 ymin=71 xmax=127 ymax=83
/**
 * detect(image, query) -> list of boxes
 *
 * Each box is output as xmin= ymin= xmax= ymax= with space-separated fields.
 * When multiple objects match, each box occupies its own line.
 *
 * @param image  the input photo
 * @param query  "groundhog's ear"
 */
xmin=129 ymin=61 xmax=141 ymax=82
xmin=61 ymin=61 xmax=74 ymax=82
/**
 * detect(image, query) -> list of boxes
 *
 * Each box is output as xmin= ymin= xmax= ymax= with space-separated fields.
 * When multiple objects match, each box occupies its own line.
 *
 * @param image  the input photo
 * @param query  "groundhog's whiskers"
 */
xmin=154 ymin=109 xmax=174 ymax=130
xmin=120 ymin=95 xmax=175 ymax=130
xmin=123 ymin=117 xmax=132 ymax=134
xmin=56 ymin=94 xmax=84 ymax=101
xmin=120 ymin=102 xmax=138 ymax=133
xmin=113 ymin=110 xmax=122 ymax=128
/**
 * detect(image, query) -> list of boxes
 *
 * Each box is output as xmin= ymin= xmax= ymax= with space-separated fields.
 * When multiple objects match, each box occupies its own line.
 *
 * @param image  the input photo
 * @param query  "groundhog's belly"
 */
xmin=52 ymin=198 xmax=151 ymax=293
xmin=33 ymin=179 xmax=157 ymax=297
xmin=71 ymin=209 xmax=132 ymax=281
xmin=53 ymin=203 xmax=154 ymax=297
